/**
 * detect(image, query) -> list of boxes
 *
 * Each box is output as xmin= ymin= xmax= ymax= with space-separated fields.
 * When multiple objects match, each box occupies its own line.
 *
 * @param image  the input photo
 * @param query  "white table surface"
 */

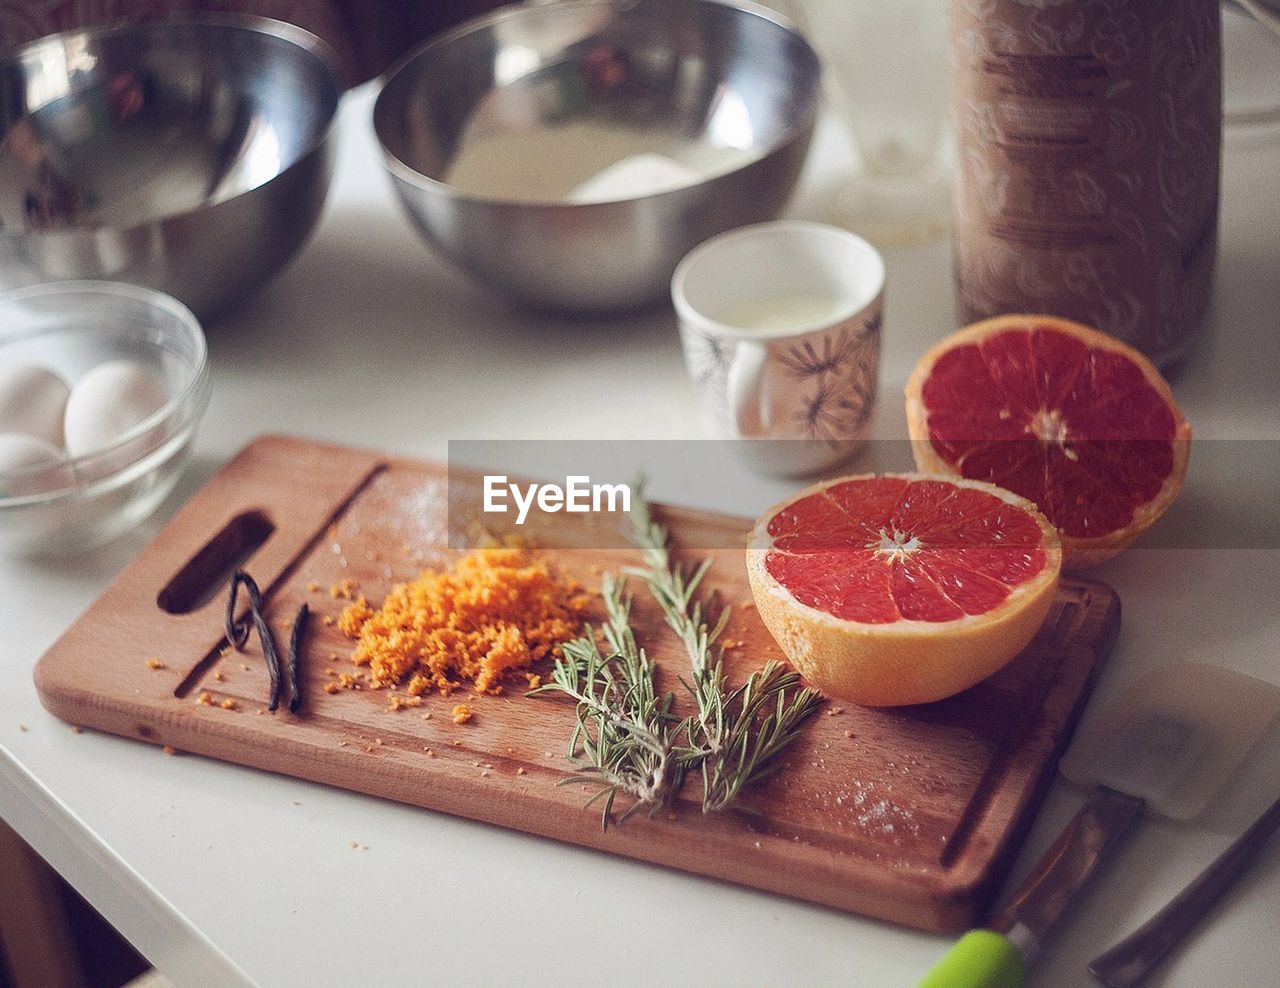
xmin=3 ymin=82 xmax=1279 ymax=988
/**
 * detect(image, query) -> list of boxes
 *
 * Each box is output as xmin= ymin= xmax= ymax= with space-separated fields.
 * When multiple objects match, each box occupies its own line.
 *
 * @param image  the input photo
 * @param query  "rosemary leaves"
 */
xmin=533 ymin=484 xmax=822 ymax=827
xmin=531 ymin=575 xmax=680 ymax=828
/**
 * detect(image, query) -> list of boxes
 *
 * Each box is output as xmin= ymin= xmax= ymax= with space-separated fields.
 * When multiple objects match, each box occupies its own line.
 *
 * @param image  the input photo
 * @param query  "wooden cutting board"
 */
xmin=35 ymin=436 xmax=1119 ymax=932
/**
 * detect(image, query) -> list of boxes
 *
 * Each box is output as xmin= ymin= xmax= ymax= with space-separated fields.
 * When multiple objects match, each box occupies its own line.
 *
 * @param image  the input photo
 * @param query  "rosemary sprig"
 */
xmin=691 ymin=659 xmax=823 ymax=814
xmin=624 ymin=493 xmax=728 ymax=678
xmin=529 ymin=574 xmax=679 ymax=829
xmin=624 ymin=484 xmax=823 ymax=815
xmin=534 ymin=482 xmax=823 ymax=827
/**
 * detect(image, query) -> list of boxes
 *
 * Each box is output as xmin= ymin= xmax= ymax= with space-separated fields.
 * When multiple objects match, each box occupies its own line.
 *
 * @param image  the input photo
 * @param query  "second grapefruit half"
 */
xmin=906 ymin=314 xmax=1191 ymax=566
xmin=747 ymin=474 xmax=1062 ymax=707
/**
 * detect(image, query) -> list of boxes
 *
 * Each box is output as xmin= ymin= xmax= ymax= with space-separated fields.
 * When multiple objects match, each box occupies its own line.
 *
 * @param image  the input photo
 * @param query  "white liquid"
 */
xmin=568 ymin=154 xmax=698 ymax=203
xmin=444 ymin=122 xmax=752 ymax=203
xmin=716 ymin=293 xmax=850 ymax=334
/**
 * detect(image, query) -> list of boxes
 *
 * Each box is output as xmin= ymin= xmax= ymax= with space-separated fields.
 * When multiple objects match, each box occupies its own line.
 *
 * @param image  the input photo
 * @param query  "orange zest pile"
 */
xmin=338 ymin=546 xmax=587 ymax=695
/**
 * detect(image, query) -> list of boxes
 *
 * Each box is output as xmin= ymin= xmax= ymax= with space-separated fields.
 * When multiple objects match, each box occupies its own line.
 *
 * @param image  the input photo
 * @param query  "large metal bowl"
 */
xmin=0 ymin=18 xmax=341 ymax=319
xmin=373 ymin=0 xmax=821 ymax=313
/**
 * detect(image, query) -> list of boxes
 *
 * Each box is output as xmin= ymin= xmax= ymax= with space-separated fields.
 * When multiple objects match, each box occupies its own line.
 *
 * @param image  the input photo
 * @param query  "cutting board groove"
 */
xmin=35 ymin=436 xmax=1119 ymax=931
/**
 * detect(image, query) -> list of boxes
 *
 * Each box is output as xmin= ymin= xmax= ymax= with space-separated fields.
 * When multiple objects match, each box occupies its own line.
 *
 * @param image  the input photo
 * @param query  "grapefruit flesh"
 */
xmin=747 ymin=474 xmax=1062 ymax=707
xmin=906 ymin=315 xmax=1190 ymax=566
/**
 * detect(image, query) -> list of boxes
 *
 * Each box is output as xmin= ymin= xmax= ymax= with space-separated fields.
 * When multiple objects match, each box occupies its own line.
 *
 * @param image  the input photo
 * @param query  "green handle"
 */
xmin=916 ymin=930 xmax=1024 ymax=988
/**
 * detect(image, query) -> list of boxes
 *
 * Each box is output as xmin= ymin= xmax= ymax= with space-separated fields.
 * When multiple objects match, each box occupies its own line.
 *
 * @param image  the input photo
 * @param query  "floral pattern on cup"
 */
xmin=776 ymin=313 xmax=880 ymax=441
xmin=679 ymin=302 xmax=880 ymax=447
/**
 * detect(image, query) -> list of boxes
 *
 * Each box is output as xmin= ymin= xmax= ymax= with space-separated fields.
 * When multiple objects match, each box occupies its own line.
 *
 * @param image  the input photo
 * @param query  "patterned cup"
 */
xmin=671 ymin=221 xmax=884 ymax=476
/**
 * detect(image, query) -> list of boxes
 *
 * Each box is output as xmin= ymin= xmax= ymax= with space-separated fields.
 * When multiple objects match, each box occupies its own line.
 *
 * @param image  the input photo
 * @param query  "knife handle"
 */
xmin=918 ymin=787 xmax=1144 ymax=988
xmin=1089 ymin=793 xmax=1280 ymax=988
xmin=992 ymin=785 xmax=1145 ymax=966
xmin=916 ymin=930 xmax=1024 ymax=988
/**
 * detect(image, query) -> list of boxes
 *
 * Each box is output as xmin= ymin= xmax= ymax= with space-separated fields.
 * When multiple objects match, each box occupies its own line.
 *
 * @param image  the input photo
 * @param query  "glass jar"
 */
xmin=949 ymin=0 xmax=1222 ymax=369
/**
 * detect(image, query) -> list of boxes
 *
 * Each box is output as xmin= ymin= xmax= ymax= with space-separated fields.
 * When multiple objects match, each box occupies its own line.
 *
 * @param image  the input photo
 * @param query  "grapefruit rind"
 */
xmin=904 ymin=314 xmax=1191 ymax=568
xmin=746 ymin=473 xmax=1062 ymax=708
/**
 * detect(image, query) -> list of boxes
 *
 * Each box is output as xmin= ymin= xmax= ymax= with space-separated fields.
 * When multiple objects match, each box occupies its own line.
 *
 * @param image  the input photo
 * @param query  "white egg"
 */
xmin=0 ymin=432 xmax=73 ymax=497
xmin=64 ymin=360 xmax=170 ymax=457
xmin=0 ymin=364 xmax=71 ymax=447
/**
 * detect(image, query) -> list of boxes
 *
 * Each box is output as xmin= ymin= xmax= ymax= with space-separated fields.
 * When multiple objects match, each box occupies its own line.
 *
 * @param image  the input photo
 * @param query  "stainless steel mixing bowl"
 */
xmin=0 ymin=17 xmax=341 ymax=319
xmin=373 ymin=0 xmax=821 ymax=313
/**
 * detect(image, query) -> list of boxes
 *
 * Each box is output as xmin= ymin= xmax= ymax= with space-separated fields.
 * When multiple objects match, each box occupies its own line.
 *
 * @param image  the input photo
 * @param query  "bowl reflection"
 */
xmin=0 ymin=17 xmax=342 ymax=318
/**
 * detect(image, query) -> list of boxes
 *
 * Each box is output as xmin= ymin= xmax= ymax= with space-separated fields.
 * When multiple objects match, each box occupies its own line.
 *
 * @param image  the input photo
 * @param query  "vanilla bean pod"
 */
xmin=287 ymin=603 xmax=309 ymax=714
xmin=225 ymin=570 xmax=284 ymax=711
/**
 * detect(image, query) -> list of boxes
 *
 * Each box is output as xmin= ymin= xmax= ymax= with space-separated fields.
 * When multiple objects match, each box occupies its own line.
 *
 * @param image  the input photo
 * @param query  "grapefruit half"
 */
xmin=906 ymin=315 xmax=1191 ymax=566
xmin=746 ymin=474 xmax=1062 ymax=707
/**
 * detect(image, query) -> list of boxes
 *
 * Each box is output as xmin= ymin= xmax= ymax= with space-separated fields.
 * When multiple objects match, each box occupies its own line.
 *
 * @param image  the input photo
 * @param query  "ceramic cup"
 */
xmin=671 ymin=221 xmax=884 ymax=476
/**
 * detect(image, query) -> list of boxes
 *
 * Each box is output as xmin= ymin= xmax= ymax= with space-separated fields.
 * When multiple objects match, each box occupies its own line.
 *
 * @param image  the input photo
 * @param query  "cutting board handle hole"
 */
xmin=156 ymin=510 xmax=275 ymax=615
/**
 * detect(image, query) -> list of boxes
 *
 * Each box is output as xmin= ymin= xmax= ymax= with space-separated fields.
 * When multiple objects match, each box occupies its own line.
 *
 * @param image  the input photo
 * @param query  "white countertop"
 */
xmin=3 ymin=83 xmax=1279 ymax=988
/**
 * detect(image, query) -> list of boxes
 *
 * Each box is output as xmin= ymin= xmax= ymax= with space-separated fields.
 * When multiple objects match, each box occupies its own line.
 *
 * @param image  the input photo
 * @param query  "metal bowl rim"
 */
xmin=0 ymin=279 xmax=211 ymax=507
xmin=371 ymin=0 xmax=821 ymax=209
xmin=0 ymin=14 xmax=344 ymax=236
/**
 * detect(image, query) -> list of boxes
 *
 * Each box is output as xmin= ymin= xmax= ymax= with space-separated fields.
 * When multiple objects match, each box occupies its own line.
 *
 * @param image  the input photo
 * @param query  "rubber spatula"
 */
xmin=918 ymin=662 xmax=1280 ymax=988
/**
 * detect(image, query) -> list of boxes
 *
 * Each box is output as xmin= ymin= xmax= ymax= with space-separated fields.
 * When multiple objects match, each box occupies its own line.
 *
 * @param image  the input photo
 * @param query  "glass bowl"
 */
xmin=0 ymin=281 xmax=210 ymax=555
